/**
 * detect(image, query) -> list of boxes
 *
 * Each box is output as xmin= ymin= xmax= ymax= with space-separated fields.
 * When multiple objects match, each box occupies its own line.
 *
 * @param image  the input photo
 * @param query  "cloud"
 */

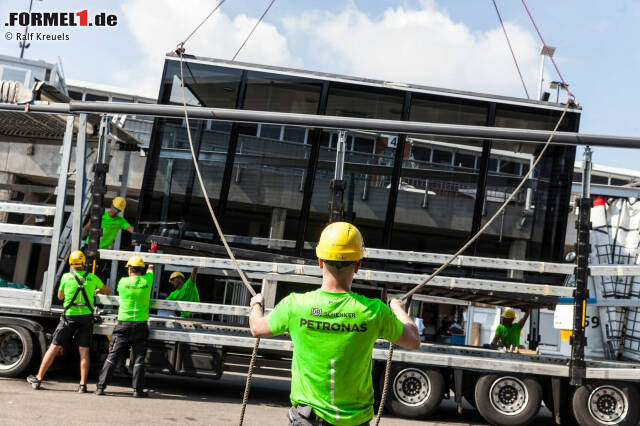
xmin=117 ymin=1 xmax=546 ymax=100
xmin=283 ymin=3 xmax=544 ymax=98
xmin=118 ymin=0 xmax=300 ymax=97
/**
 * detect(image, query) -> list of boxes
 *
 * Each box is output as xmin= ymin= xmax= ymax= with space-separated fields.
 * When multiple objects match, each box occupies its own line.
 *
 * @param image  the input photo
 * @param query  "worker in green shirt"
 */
xmin=249 ymin=222 xmax=421 ymax=426
xmin=82 ymin=196 xmax=134 ymax=249
xmin=491 ymin=308 xmax=530 ymax=348
xmin=27 ymin=251 xmax=110 ymax=393
xmin=166 ymin=267 xmax=200 ymax=318
xmin=96 ymin=252 xmax=155 ymax=398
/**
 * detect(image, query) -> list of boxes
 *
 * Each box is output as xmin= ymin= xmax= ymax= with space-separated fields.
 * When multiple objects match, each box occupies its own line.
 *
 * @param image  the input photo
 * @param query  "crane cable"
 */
xmin=232 ymin=0 xmax=278 ymax=61
xmin=490 ymin=0 xmax=530 ymax=99
xmin=373 ymin=98 xmax=574 ymax=425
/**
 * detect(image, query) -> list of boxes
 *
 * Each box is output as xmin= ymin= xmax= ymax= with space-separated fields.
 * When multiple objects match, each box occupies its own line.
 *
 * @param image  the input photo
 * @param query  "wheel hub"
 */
xmin=489 ymin=377 xmax=529 ymax=416
xmin=0 ymin=328 xmax=24 ymax=370
xmin=392 ymin=368 xmax=431 ymax=407
xmin=588 ymin=385 xmax=628 ymax=425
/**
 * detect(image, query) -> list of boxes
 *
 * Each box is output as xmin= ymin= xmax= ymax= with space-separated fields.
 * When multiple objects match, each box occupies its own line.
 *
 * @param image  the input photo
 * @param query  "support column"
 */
xmin=0 ymin=171 xmax=15 ymax=259
xmin=263 ymin=207 xmax=287 ymax=305
xmin=109 ymin=150 xmax=131 ymax=290
xmin=268 ymin=208 xmax=286 ymax=249
xmin=507 ymin=240 xmax=527 ymax=279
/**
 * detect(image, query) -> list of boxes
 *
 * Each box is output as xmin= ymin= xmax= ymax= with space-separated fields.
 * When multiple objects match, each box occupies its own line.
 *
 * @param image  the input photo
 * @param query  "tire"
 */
xmin=0 ymin=325 xmax=34 ymax=377
xmin=382 ymin=366 xmax=445 ymax=419
xmin=571 ymin=381 xmax=640 ymax=426
xmin=474 ymin=374 xmax=542 ymax=426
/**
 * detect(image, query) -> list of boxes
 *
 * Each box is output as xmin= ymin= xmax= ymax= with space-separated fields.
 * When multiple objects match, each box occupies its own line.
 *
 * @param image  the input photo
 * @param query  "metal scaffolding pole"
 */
xmin=2 ymin=101 xmax=640 ymax=148
xmin=42 ymin=116 xmax=74 ymax=310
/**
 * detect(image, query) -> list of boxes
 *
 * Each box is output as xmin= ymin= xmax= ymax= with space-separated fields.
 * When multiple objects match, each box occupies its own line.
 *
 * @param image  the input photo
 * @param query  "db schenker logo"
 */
xmin=5 ymin=10 xmax=118 ymax=27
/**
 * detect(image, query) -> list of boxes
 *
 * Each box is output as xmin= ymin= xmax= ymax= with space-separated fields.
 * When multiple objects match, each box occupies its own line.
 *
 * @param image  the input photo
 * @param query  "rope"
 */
xmin=374 ymin=99 xmax=573 ymax=424
xmin=177 ymin=51 xmax=259 ymax=426
xmin=490 ymin=0 xmax=530 ymax=99
xmin=179 ymin=0 xmax=227 ymax=50
xmin=520 ymin=0 xmax=573 ymax=98
xmin=232 ymin=0 xmax=277 ymax=61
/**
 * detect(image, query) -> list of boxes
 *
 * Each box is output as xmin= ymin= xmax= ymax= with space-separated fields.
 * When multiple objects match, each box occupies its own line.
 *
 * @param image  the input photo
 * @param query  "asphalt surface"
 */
xmin=0 ymin=371 xmax=554 ymax=425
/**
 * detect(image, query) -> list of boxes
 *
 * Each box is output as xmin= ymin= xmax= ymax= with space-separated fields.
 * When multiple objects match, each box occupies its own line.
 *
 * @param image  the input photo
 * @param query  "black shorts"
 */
xmin=51 ymin=315 xmax=93 ymax=348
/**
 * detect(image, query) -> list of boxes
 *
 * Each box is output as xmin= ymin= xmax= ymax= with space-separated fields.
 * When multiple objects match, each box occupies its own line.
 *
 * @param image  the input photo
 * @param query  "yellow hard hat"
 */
xmin=112 ymin=197 xmax=126 ymax=212
xmin=315 ymin=222 xmax=365 ymax=262
xmin=502 ymin=309 xmax=516 ymax=319
xmin=125 ymin=255 xmax=145 ymax=268
xmin=68 ymin=250 xmax=86 ymax=267
xmin=169 ymin=271 xmax=185 ymax=282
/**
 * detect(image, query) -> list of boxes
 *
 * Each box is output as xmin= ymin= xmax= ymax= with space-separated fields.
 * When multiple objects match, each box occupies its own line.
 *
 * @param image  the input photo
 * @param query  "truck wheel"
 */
xmin=383 ymin=366 xmax=445 ymax=418
xmin=571 ymin=381 xmax=639 ymax=426
xmin=0 ymin=325 xmax=34 ymax=377
xmin=474 ymin=374 xmax=541 ymax=426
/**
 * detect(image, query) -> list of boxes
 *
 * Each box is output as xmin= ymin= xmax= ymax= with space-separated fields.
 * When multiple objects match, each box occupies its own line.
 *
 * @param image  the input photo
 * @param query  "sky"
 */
xmin=1 ymin=0 xmax=639 ymax=169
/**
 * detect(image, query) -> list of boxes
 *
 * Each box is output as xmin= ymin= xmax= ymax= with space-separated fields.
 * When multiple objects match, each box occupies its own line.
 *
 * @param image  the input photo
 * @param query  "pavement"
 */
xmin=0 ymin=371 xmax=554 ymax=425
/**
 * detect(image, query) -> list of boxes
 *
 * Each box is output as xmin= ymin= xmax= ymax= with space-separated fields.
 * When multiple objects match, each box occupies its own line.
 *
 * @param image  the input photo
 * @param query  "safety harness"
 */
xmin=63 ymin=270 xmax=94 ymax=319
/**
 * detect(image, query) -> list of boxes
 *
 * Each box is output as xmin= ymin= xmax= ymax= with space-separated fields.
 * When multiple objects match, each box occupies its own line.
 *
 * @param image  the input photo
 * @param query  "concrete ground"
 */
xmin=0 ymin=371 xmax=554 ymax=426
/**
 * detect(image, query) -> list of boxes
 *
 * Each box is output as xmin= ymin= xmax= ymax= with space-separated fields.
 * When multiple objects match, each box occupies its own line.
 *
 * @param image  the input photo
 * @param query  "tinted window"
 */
xmin=85 ymin=93 xmax=108 ymax=102
xmin=68 ymin=90 xmax=84 ymax=100
xmin=326 ymin=86 xmax=403 ymax=120
xmin=244 ymin=71 xmax=321 ymax=114
xmin=455 ymin=153 xmax=475 ymax=169
xmin=432 ymin=150 xmax=452 ymax=165
xmin=410 ymin=96 xmax=487 ymax=125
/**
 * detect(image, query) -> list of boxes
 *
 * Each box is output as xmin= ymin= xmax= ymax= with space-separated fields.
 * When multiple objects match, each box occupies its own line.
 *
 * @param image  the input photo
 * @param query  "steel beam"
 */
xmin=42 ymin=116 xmax=74 ymax=311
xmin=0 ymin=223 xmax=53 ymax=236
xmin=1 ymin=101 xmax=639 ymax=148
xmin=0 ymin=201 xmax=57 ymax=216
xmin=100 ymin=249 xmax=574 ymax=297
xmin=71 ymin=113 xmax=87 ymax=251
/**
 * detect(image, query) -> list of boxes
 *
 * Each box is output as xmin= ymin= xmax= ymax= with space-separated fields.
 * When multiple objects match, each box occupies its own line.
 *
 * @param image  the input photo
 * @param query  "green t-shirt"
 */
xmin=268 ymin=289 xmax=404 ymax=426
xmin=166 ymin=278 xmax=199 ymax=318
xmin=85 ymin=209 xmax=130 ymax=249
xmin=59 ymin=270 xmax=104 ymax=316
xmin=117 ymin=272 xmax=153 ymax=322
xmin=495 ymin=323 xmax=523 ymax=347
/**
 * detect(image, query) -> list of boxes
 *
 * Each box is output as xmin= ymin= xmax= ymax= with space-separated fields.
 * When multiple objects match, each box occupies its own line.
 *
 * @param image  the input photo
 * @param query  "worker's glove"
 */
xmin=149 ymin=242 xmax=158 ymax=253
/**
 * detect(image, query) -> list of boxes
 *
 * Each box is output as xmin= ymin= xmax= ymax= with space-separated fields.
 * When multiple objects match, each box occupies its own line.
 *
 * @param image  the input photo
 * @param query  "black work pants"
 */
xmin=97 ymin=321 xmax=148 ymax=391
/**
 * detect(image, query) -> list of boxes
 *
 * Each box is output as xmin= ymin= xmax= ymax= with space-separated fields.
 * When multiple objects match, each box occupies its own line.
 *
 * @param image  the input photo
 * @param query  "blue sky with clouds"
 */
xmin=1 ymin=0 xmax=639 ymax=169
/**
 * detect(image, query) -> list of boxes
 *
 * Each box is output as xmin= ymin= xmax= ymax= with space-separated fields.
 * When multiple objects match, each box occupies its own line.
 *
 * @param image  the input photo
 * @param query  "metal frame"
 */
xmin=41 ymin=116 xmax=75 ymax=310
xmin=71 ymin=113 xmax=87 ymax=251
xmin=99 ymin=249 xmax=574 ymax=297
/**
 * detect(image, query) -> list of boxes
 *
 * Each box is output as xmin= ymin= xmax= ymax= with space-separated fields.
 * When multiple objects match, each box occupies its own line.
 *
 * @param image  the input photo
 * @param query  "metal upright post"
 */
xmin=569 ymin=146 xmax=592 ymax=386
xmin=329 ymin=131 xmax=347 ymax=223
xmin=42 ymin=116 xmax=75 ymax=310
xmin=109 ymin=150 xmax=131 ymax=291
xmin=71 ymin=114 xmax=87 ymax=251
xmin=86 ymin=116 xmax=110 ymax=271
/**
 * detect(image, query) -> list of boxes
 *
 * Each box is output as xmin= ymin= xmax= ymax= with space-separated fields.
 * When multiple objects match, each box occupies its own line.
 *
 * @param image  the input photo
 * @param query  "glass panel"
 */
xmin=2 ymin=68 xmax=27 ymax=84
xmin=244 ymin=71 xmax=322 ymax=114
xmin=591 ymin=175 xmax=608 ymax=185
xmin=410 ymin=96 xmax=487 ymax=125
xmin=432 ymin=150 xmax=452 ymax=165
xmin=326 ymin=87 xmax=403 ymax=120
xmin=85 ymin=93 xmax=108 ymax=102
xmin=223 ymin=127 xmax=310 ymax=239
xmin=68 ymin=90 xmax=83 ymax=100
xmin=392 ymin=137 xmax=479 ymax=253
xmin=454 ymin=152 xmax=475 ymax=169
xmin=259 ymin=124 xmax=281 ymax=140
xmin=305 ymin=130 xmax=397 ymax=249
xmin=111 ymin=97 xmax=130 ymax=103
xmin=283 ymin=126 xmax=306 ymax=143
xmin=167 ymin=62 xmax=242 ymax=108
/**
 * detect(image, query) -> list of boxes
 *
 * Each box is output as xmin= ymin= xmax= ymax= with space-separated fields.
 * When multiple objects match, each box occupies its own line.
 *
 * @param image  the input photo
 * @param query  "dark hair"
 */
xmin=129 ymin=266 xmax=146 ymax=275
xmin=323 ymin=260 xmax=357 ymax=270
